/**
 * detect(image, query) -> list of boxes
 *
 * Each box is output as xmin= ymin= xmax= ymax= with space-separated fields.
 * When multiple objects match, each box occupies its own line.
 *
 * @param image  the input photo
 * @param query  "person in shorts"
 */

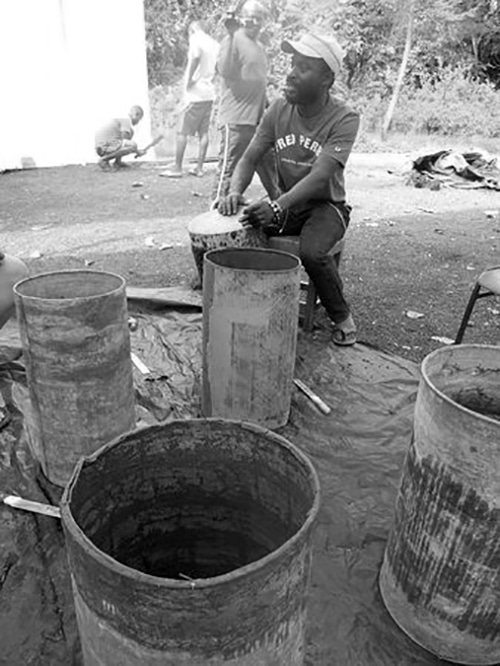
xmin=211 ymin=0 xmax=279 ymax=205
xmin=95 ymin=105 xmax=145 ymax=169
xmin=161 ymin=21 xmax=219 ymax=178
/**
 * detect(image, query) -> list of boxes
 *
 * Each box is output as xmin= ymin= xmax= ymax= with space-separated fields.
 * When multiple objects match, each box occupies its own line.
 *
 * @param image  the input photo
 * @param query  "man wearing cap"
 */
xmin=219 ymin=33 xmax=360 ymax=346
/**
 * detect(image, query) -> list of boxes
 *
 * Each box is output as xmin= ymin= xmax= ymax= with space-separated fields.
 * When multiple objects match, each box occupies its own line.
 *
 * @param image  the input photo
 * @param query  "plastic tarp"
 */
xmin=0 ymin=0 xmax=152 ymax=170
xmin=0 ymin=292 xmax=460 ymax=665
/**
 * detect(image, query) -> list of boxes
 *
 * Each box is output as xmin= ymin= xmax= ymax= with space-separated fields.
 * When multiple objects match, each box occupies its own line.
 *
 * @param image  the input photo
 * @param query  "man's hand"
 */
xmin=135 ymin=149 xmax=147 ymax=158
xmin=218 ymin=193 xmax=246 ymax=216
xmin=224 ymin=10 xmax=240 ymax=34
xmin=239 ymin=201 xmax=276 ymax=231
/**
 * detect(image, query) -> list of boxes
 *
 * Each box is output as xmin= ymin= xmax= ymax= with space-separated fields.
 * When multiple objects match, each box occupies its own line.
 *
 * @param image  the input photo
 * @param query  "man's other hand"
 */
xmin=224 ymin=11 xmax=240 ymax=33
xmin=239 ymin=201 xmax=276 ymax=231
xmin=218 ymin=193 xmax=246 ymax=216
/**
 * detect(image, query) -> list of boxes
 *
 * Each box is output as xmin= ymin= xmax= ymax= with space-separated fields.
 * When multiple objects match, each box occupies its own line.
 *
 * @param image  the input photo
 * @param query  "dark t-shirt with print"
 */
xmin=251 ymin=95 xmax=360 ymax=202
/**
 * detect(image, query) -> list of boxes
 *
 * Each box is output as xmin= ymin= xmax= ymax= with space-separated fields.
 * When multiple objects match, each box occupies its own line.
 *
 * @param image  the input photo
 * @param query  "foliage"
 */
xmin=354 ymin=65 xmax=500 ymax=137
xmin=143 ymin=0 xmax=500 ymax=140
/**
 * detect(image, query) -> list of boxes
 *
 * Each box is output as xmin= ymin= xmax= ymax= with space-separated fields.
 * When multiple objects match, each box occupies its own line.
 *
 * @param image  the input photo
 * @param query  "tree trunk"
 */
xmin=381 ymin=0 xmax=415 ymax=141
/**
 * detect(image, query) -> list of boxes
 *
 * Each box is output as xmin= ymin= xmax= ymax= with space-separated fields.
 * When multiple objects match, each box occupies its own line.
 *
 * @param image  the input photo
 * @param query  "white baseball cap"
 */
xmin=281 ymin=33 xmax=344 ymax=77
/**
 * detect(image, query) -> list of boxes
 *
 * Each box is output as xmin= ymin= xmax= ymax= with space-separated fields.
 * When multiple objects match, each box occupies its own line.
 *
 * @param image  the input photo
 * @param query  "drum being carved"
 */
xmin=188 ymin=209 xmax=267 ymax=284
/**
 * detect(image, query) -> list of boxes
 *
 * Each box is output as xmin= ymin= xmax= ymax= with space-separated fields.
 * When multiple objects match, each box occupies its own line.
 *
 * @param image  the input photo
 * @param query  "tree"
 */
xmin=381 ymin=0 xmax=414 ymax=138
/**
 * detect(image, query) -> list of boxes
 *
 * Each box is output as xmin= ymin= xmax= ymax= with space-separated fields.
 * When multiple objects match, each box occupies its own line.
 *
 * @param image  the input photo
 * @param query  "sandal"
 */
xmin=188 ymin=167 xmax=204 ymax=177
xmin=159 ymin=168 xmax=183 ymax=178
xmin=331 ymin=326 xmax=357 ymax=347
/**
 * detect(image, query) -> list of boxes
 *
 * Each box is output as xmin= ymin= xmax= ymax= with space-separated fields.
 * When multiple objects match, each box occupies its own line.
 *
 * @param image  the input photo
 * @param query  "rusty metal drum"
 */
xmin=380 ymin=344 xmax=500 ymax=665
xmin=14 ymin=270 xmax=135 ymax=487
xmin=202 ymin=248 xmax=301 ymax=429
xmin=61 ymin=418 xmax=320 ymax=665
xmin=188 ymin=209 xmax=266 ymax=284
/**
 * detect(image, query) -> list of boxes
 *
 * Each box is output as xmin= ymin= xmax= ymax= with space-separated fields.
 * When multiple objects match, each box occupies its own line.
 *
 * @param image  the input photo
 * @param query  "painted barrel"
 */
xmin=188 ymin=209 xmax=266 ymax=284
xmin=0 ymin=253 xmax=29 ymax=329
xmin=202 ymin=248 xmax=301 ymax=428
xmin=380 ymin=344 xmax=500 ymax=665
xmin=61 ymin=418 xmax=320 ymax=665
xmin=14 ymin=270 xmax=135 ymax=487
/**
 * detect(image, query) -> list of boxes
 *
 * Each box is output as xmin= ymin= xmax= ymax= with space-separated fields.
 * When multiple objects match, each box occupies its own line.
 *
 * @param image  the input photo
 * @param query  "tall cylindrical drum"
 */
xmin=188 ymin=209 xmax=266 ymax=285
xmin=61 ymin=418 xmax=320 ymax=666
xmin=380 ymin=344 xmax=500 ymax=665
xmin=14 ymin=270 xmax=135 ymax=487
xmin=202 ymin=248 xmax=301 ymax=428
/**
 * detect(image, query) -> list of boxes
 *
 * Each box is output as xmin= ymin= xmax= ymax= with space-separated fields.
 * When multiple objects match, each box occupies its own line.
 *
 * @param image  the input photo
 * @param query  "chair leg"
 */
xmin=303 ymin=281 xmax=316 ymax=332
xmin=455 ymin=282 xmax=481 ymax=344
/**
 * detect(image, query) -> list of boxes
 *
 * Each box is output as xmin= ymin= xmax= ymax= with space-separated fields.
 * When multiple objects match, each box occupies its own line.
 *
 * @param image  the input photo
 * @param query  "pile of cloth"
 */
xmin=408 ymin=149 xmax=500 ymax=190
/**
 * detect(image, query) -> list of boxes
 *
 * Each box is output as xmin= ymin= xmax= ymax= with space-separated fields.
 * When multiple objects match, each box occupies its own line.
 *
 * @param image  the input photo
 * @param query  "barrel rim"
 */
xmin=205 ymin=247 xmax=300 ymax=272
xmin=13 ymin=269 xmax=125 ymax=301
xmin=421 ymin=343 xmax=500 ymax=426
xmin=61 ymin=417 xmax=321 ymax=589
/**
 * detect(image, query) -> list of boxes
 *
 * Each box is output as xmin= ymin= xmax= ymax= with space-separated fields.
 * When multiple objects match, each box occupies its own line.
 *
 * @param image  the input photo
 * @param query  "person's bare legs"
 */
xmin=195 ymin=132 xmax=209 ymax=174
xmin=174 ymin=133 xmax=188 ymax=173
xmin=99 ymin=142 xmax=138 ymax=169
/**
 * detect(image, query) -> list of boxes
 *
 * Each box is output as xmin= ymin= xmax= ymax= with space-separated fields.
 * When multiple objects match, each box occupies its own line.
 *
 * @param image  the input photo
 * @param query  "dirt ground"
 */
xmin=1 ymin=153 xmax=500 ymax=363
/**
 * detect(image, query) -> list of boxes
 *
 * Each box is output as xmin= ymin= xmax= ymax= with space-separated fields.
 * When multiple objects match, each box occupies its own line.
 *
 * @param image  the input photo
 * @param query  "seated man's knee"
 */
xmin=300 ymin=245 xmax=325 ymax=270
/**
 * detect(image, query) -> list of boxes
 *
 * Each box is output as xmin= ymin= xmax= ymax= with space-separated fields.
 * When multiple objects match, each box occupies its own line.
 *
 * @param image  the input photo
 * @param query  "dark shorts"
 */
xmin=180 ymin=101 xmax=213 ymax=137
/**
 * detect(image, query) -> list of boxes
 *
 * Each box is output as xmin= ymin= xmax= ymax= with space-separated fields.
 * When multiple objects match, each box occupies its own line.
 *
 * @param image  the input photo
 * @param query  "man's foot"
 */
xmin=331 ymin=314 xmax=357 ymax=347
xmin=159 ymin=167 xmax=183 ymax=178
xmin=114 ymin=159 xmax=130 ymax=169
xmin=98 ymin=158 xmax=111 ymax=170
xmin=188 ymin=167 xmax=204 ymax=177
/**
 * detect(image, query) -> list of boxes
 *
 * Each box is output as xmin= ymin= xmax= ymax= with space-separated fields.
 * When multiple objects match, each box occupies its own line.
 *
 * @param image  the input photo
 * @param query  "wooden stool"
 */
xmin=455 ymin=266 xmax=500 ymax=343
xmin=267 ymin=235 xmax=345 ymax=332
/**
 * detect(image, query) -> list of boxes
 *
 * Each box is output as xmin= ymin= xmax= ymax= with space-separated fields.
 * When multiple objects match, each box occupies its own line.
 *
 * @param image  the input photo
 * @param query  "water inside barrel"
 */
xmin=442 ymin=380 xmax=500 ymax=421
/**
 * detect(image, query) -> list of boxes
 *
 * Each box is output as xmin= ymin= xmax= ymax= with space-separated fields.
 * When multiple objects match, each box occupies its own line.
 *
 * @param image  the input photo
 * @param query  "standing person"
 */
xmin=95 ymin=105 xmax=145 ymax=170
xmin=161 ymin=21 xmax=219 ymax=179
xmin=219 ymin=33 xmax=360 ymax=346
xmin=212 ymin=0 xmax=279 ymax=204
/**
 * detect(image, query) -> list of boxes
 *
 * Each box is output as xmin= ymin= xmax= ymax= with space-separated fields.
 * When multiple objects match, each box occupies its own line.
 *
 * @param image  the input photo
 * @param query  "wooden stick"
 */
xmin=2 ymin=494 xmax=61 ymax=519
xmin=131 ymin=352 xmax=150 ymax=375
xmin=294 ymin=378 xmax=331 ymax=415
xmin=135 ymin=133 xmax=164 ymax=158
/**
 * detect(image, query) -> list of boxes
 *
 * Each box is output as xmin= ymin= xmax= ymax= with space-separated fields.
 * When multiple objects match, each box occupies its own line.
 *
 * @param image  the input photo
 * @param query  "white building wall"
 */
xmin=0 ymin=0 xmax=152 ymax=170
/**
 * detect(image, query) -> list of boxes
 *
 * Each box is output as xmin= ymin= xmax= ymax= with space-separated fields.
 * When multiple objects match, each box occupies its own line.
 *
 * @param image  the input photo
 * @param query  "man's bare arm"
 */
xmin=218 ymin=140 xmax=270 ymax=215
xmin=230 ymin=140 xmax=269 ymax=195
xmin=186 ymin=56 xmax=201 ymax=89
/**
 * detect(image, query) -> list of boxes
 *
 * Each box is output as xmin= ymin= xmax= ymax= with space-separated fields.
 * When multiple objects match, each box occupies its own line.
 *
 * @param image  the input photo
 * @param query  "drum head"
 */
xmin=188 ymin=208 xmax=244 ymax=235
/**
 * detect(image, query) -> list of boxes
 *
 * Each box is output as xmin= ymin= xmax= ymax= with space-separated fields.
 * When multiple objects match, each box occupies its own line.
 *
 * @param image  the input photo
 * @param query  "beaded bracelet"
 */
xmin=268 ymin=200 xmax=284 ymax=228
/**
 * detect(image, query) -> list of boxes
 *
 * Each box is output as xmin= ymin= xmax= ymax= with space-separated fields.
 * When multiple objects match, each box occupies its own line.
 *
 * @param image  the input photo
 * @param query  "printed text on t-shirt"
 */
xmin=275 ymin=133 xmax=323 ymax=157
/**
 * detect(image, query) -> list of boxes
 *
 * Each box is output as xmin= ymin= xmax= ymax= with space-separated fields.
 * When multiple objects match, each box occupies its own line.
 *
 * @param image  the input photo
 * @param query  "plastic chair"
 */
xmin=267 ymin=236 xmax=345 ymax=332
xmin=455 ymin=266 xmax=500 ymax=344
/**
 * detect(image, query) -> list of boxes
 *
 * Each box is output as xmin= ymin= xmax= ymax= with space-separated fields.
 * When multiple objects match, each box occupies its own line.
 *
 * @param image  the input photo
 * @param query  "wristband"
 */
xmin=268 ymin=200 xmax=284 ymax=228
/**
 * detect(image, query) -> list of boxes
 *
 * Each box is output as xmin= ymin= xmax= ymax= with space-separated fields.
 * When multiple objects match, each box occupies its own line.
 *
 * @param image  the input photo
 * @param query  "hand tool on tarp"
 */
xmin=294 ymin=378 xmax=331 ymax=415
xmin=131 ymin=352 xmax=332 ymax=415
xmin=1 ymin=493 xmax=61 ymax=519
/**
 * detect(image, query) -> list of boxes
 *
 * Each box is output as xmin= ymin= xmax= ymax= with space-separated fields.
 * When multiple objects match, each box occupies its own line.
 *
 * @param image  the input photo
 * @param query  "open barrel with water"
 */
xmin=61 ymin=418 xmax=320 ymax=665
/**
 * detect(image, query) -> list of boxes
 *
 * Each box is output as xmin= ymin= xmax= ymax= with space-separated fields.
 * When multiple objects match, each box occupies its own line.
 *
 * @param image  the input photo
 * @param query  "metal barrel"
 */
xmin=202 ymin=248 xmax=301 ymax=428
xmin=0 ymin=254 xmax=29 ymax=328
xmin=187 ymin=208 xmax=266 ymax=284
xmin=61 ymin=418 xmax=320 ymax=665
xmin=14 ymin=270 xmax=135 ymax=487
xmin=380 ymin=344 xmax=500 ymax=664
